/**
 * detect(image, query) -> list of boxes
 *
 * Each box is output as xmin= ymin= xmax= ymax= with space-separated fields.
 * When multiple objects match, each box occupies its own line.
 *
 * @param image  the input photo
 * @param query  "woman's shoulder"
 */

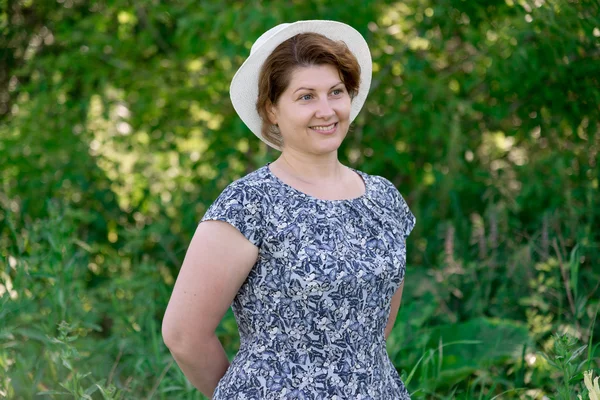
xmin=212 ymin=165 xmax=279 ymax=207
xmin=356 ymin=169 xmax=399 ymax=196
xmin=360 ymin=170 xmax=410 ymax=209
xmin=361 ymin=170 xmax=415 ymax=236
xmin=217 ymin=164 xmax=284 ymax=197
xmin=201 ymin=167 xmax=272 ymax=246
xmin=226 ymin=165 xmax=271 ymax=189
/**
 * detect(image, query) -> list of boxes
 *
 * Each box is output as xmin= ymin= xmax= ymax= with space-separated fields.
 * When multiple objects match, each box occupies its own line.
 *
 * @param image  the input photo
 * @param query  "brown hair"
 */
xmin=256 ymin=33 xmax=361 ymax=148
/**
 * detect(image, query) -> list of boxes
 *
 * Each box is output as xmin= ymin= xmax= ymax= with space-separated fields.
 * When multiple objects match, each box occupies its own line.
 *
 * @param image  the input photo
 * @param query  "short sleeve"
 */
xmin=395 ymin=190 xmax=416 ymax=240
xmin=380 ymin=177 xmax=416 ymax=240
xmin=200 ymin=181 xmax=265 ymax=247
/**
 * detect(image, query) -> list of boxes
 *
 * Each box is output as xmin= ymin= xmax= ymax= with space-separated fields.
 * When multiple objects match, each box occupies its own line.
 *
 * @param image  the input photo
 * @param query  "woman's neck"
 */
xmin=273 ymin=151 xmax=344 ymax=185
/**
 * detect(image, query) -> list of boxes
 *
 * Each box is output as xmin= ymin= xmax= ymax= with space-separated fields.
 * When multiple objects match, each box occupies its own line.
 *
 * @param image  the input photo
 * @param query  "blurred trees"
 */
xmin=1 ymin=0 xmax=599 ymax=398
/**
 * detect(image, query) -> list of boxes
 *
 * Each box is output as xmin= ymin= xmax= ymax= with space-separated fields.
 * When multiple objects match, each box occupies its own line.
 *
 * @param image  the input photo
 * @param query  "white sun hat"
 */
xmin=229 ymin=20 xmax=373 ymax=151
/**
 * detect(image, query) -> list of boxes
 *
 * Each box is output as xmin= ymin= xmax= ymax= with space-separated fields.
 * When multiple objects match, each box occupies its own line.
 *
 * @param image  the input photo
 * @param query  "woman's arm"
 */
xmin=384 ymin=280 xmax=405 ymax=340
xmin=162 ymin=220 xmax=258 ymax=398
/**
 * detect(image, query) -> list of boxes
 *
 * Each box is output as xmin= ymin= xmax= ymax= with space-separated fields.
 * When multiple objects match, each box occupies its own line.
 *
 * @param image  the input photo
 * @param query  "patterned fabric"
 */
xmin=201 ymin=163 xmax=416 ymax=399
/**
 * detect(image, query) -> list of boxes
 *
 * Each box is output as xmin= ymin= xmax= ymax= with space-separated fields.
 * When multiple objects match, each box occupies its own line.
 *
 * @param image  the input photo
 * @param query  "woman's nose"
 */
xmin=315 ymin=98 xmax=335 ymax=119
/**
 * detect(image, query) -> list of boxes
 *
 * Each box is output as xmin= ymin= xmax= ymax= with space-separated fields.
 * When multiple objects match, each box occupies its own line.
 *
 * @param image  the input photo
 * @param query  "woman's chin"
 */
xmin=311 ymin=136 xmax=344 ymax=154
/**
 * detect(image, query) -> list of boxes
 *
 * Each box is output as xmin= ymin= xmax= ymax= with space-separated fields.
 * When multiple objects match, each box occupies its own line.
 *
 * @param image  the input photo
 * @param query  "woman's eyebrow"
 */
xmin=293 ymin=82 xmax=344 ymax=94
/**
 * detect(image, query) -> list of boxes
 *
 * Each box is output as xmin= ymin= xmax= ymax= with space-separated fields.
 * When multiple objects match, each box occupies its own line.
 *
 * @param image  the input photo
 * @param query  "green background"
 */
xmin=1 ymin=0 xmax=599 ymax=398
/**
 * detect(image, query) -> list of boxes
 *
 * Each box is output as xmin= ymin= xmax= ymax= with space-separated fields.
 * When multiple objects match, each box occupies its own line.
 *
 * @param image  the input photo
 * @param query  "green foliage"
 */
xmin=390 ymin=317 xmax=531 ymax=395
xmin=1 ymin=0 xmax=599 ymax=398
xmin=539 ymin=333 xmax=590 ymax=400
xmin=0 ymin=203 xmax=186 ymax=399
xmin=38 ymin=321 xmax=123 ymax=400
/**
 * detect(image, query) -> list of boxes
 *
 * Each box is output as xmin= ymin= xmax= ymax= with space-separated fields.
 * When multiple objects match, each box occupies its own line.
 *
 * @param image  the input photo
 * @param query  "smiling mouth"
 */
xmin=310 ymin=122 xmax=338 ymax=133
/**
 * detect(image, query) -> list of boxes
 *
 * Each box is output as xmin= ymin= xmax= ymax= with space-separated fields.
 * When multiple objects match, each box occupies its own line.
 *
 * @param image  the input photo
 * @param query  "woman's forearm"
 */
xmin=168 ymin=333 xmax=230 ymax=398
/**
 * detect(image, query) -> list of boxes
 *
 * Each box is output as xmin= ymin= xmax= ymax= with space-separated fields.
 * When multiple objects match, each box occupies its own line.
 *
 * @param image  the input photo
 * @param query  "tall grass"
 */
xmin=1 ymin=199 xmax=598 ymax=399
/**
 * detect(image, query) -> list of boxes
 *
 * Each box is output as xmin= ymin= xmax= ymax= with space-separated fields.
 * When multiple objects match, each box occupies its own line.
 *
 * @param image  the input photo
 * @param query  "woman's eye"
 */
xmin=299 ymin=90 xmax=343 ymax=100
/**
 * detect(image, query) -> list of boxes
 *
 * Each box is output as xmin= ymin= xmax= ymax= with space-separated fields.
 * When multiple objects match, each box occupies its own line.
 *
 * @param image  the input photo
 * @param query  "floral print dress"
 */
xmin=201 ymin=163 xmax=416 ymax=399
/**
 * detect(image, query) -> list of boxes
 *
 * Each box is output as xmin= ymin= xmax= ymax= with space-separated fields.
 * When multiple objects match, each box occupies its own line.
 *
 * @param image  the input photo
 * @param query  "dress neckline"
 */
xmin=264 ymin=162 xmax=370 ymax=204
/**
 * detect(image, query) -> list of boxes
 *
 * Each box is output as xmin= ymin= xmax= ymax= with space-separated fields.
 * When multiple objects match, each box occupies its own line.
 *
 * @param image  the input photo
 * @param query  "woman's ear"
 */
xmin=266 ymin=100 xmax=278 ymax=125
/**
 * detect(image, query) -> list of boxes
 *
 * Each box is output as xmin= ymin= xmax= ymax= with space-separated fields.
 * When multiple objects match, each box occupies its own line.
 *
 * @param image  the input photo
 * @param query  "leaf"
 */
xmin=567 ymin=344 xmax=588 ymax=364
xmin=420 ymin=318 xmax=531 ymax=387
xmin=538 ymin=351 xmax=558 ymax=368
xmin=13 ymin=327 xmax=51 ymax=343
xmin=569 ymin=244 xmax=580 ymax=299
xmin=37 ymin=390 xmax=71 ymax=395
xmin=62 ymin=358 xmax=73 ymax=371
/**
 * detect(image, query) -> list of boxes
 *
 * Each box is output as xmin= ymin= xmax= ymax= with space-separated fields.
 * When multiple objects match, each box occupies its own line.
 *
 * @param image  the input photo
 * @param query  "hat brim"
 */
xmin=229 ymin=20 xmax=373 ymax=151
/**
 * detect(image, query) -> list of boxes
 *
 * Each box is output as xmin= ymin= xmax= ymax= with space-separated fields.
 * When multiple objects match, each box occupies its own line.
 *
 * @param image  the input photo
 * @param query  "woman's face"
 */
xmin=268 ymin=64 xmax=352 ymax=155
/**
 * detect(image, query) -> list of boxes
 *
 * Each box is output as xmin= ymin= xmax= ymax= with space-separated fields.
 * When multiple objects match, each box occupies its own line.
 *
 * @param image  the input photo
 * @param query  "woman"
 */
xmin=162 ymin=20 xmax=416 ymax=399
